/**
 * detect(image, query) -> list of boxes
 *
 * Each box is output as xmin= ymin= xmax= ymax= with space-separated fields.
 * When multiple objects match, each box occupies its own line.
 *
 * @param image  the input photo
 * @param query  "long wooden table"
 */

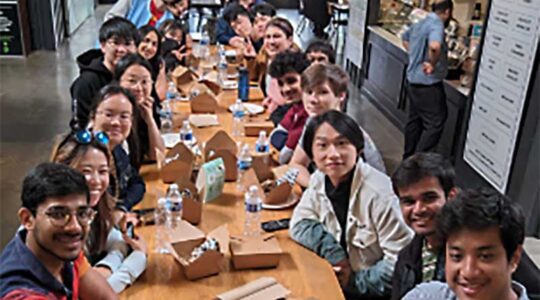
xmin=120 ymin=85 xmax=345 ymax=299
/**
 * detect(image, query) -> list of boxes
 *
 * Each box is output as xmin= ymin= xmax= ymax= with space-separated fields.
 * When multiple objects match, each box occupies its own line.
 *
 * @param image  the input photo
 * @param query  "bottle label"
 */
xmin=237 ymin=160 xmax=251 ymax=170
xmin=169 ymin=201 xmax=183 ymax=212
xmin=180 ymin=132 xmax=193 ymax=141
xmin=166 ymin=91 xmax=176 ymax=100
xmin=245 ymin=202 xmax=261 ymax=213
xmin=233 ymin=109 xmax=245 ymax=118
xmin=256 ymin=144 xmax=269 ymax=153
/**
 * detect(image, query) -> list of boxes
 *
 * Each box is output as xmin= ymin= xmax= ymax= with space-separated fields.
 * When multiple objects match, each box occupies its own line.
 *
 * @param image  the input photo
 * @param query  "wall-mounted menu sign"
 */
xmin=345 ymin=0 xmax=369 ymax=67
xmin=464 ymin=0 xmax=540 ymax=193
xmin=0 ymin=1 xmax=24 ymax=56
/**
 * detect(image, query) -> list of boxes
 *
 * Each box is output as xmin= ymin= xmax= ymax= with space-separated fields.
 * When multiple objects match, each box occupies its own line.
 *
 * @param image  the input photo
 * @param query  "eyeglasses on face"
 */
xmin=96 ymin=110 xmax=133 ymax=123
xmin=40 ymin=206 xmax=96 ymax=227
xmin=121 ymin=77 xmax=154 ymax=88
xmin=106 ymin=39 xmax=136 ymax=48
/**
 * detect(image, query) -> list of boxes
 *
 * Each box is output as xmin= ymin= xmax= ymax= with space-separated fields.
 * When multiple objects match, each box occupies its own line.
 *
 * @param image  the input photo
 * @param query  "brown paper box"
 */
xmin=216 ymin=277 xmax=291 ymax=300
xmin=176 ymin=180 xmax=202 ymax=225
xmin=230 ymin=235 xmax=282 ymax=270
xmin=169 ymin=222 xmax=230 ymax=280
xmin=172 ymin=66 xmax=199 ymax=95
xmin=204 ymin=130 xmax=239 ymax=181
xmin=251 ymin=155 xmax=273 ymax=182
xmin=244 ymin=122 xmax=274 ymax=137
xmin=191 ymin=92 xmax=218 ymax=114
xmin=199 ymin=79 xmax=222 ymax=95
xmin=161 ymin=142 xmax=195 ymax=183
xmin=241 ymin=169 xmax=293 ymax=205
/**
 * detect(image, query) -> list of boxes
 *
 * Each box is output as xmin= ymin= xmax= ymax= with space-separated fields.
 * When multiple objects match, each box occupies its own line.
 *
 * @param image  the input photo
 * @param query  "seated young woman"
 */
xmin=289 ymin=63 xmax=387 ymax=187
xmin=289 ymin=110 xmax=413 ymax=298
xmin=246 ymin=17 xmax=301 ymax=123
xmin=159 ymin=19 xmax=192 ymax=72
xmin=90 ymin=84 xmax=146 ymax=211
xmin=137 ymin=25 xmax=168 ymax=101
xmin=115 ymin=53 xmax=165 ymax=163
xmin=51 ymin=131 xmax=147 ymax=293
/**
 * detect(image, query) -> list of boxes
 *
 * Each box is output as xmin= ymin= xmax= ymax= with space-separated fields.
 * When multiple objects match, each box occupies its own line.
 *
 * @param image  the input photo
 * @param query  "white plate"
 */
xmin=228 ymin=103 xmax=265 ymax=115
xmin=162 ymin=133 xmax=197 ymax=148
xmin=262 ymin=193 xmax=300 ymax=210
xmin=222 ymin=80 xmax=238 ymax=90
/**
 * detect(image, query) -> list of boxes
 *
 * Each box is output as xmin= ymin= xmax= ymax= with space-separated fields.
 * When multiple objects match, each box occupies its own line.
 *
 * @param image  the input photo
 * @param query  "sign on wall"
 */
xmin=0 ymin=1 xmax=24 ymax=56
xmin=345 ymin=0 xmax=369 ymax=67
xmin=464 ymin=0 xmax=540 ymax=193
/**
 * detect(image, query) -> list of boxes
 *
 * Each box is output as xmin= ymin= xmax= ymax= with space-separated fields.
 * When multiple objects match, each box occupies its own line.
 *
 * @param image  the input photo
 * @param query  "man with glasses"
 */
xmin=70 ymin=17 xmax=139 ymax=129
xmin=0 ymin=163 xmax=117 ymax=299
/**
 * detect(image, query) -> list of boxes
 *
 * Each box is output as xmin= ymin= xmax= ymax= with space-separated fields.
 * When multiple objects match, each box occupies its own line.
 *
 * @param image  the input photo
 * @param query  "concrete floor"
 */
xmin=0 ymin=6 xmax=403 ymax=249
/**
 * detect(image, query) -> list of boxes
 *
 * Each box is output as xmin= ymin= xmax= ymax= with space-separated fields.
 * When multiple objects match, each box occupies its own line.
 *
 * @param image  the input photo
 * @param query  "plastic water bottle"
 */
xmin=166 ymin=81 xmax=178 ymax=101
xmin=255 ymin=131 xmax=270 ymax=153
xmin=217 ymin=55 xmax=228 ymax=88
xmin=231 ymin=99 xmax=245 ymax=137
xmin=237 ymin=144 xmax=252 ymax=193
xmin=160 ymin=100 xmax=173 ymax=133
xmin=179 ymin=120 xmax=194 ymax=146
xmin=244 ymin=185 xmax=262 ymax=237
xmin=154 ymin=197 xmax=170 ymax=254
xmin=199 ymin=31 xmax=210 ymax=59
xmin=166 ymin=184 xmax=183 ymax=228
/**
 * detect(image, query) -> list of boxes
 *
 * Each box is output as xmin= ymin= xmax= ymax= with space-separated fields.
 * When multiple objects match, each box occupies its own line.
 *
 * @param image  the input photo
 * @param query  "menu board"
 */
xmin=0 ymin=1 xmax=24 ymax=56
xmin=345 ymin=0 xmax=369 ymax=67
xmin=464 ymin=0 xmax=540 ymax=193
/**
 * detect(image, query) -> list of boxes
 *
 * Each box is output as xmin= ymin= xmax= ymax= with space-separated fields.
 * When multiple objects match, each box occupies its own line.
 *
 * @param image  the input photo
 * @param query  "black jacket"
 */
xmin=70 ymin=49 xmax=113 ymax=128
xmin=111 ymin=145 xmax=146 ymax=211
xmin=392 ymin=234 xmax=540 ymax=300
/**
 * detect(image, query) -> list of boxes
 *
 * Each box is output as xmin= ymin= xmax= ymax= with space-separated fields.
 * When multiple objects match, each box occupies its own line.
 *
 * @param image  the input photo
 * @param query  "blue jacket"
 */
xmin=0 ymin=230 xmax=83 ymax=300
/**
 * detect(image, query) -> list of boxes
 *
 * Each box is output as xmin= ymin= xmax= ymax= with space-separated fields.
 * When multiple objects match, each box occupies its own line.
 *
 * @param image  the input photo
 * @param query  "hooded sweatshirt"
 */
xmin=70 ymin=49 xmax=113 ymax=128
xmin=0 ymin=230 xmax=89 ymax=300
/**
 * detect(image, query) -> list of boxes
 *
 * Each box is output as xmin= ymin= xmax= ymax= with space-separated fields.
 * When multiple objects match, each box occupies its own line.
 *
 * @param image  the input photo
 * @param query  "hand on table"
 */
xmin=333 ymin=258 xmax=352 ymax=288
xmin=123 ymin=234 xmax=148 ymax=254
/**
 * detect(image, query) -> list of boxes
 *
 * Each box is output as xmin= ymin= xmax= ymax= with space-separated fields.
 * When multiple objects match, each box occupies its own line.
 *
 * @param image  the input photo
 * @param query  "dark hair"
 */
xmin=437 ymin=188 xmax=525 ymax=261
xmin=159 ymin=19 xmax=187 ymax=36
xmin=21 ymin=163 xmax=89 ymax=213
xmin=138 ymin=25 xmax=162 ymax=76
xmin=114 ymin=53 xmax=154 ymax=81
xmin=301 ymin=63 xmax=349 ymax=96
xmin=252 ymin=2 xmax=276 ymax=18
xmin=266 ymin=17 xmax=294 ymax=38
xmin=91 ymin=84 xmax=142 ymax=169
xmin=268 ymin=50 xmax=311 ymax=79
xmin=391 ymin=152 xmax=455 ymax=197
xmin=432 ymin=0 xmax=453 ymax=13
xmin=224 ymin=4 xmax=253 ymax=24
xmin=99 ymin=17 xmax=140 ymax=44
xmin=51 ymin=134 xmax=116 ymax=256
xmin=306 ymin=39 xmax=336 ymax=64
xmin=303 ymin=110 xmax=364 ymax=160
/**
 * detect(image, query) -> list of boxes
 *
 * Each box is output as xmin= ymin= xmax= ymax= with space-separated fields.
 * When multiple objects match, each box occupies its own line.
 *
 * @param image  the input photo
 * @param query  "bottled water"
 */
xmin=255 ymin=131 xmax=270 ymax=153
xmin=199 ymin=31 xmax=210 ymax=59
xmin=231 ymin=99 xmax=245 ymax=137
xmin=166 ymin=81 xmax=178 ymax=101
xmin=166 ymin=184 xmax=183 ymax=228
xmin=244 ymin=185 xmax=262 ymax=237
xmin=236 ymin=144 xmax=252 ymax=193
xmin=160 ymin=100 xmax=173 ymax=133
xmin=217 ymin=55 xmax=228 ymax=88
xmin=179 ymin=120 xmax=194 ymax=146
xmin=154 ymin=197 xmax=170 ymax=254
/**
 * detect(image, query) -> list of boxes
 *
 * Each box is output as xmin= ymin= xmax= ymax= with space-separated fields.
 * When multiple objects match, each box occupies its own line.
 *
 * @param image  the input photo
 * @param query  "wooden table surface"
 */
xmin=120 ymin=84 xmax=345 ymax=299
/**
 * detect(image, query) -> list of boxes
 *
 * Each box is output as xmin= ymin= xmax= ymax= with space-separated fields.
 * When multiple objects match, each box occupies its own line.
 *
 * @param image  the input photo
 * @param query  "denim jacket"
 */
xmin=290 ymin=159 xmax=413 ymax=297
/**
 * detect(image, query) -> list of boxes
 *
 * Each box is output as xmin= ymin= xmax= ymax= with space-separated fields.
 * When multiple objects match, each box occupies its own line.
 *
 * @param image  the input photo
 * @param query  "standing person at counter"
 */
xmin=401 ymin=0 xmax=453 ymax=159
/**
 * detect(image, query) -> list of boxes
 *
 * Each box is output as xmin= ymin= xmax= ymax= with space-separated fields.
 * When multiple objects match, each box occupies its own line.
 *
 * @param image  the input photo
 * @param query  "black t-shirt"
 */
xmin=325 ymin=170 xmax=355 ymax=254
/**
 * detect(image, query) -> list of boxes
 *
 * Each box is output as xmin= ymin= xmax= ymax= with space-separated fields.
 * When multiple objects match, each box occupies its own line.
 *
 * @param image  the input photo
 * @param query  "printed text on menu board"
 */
xmin=464 ymin=0 xmax=540 ymax=193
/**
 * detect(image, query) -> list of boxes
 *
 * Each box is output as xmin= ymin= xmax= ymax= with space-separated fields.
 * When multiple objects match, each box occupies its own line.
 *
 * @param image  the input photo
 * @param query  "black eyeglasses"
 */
xmin=41 ymin=206 xmax=96 ymax=227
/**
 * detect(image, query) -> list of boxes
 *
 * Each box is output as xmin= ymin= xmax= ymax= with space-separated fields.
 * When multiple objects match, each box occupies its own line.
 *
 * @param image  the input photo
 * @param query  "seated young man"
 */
xmin=0 ymin=163 xmax=117 ymax=299
xmin=105 ymin=0 xmax=189 ymax=28
xmin=267 ymin=51 xmax=311 ymax=164
xmin=222 ymin=4 xmax=264 ymax=56
xmin=403 ymin=188 xmax=531 ymax=300
xmin=391 ymin=153 xmax=540 ymax=300
xmin=289 ymin=63 xmax=386 ymax=187
xmin=306 ymin=39 xmax=336 ymax=64
xmin=70 ymin=17 xmax=139 ymax=129
xmin=216 ymin=0 xmax=266 ymax=45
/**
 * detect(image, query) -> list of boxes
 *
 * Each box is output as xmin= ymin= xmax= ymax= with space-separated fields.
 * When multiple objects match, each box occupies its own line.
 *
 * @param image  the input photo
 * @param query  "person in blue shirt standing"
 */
xmin=401 ymin=0 xmax=453 ymax=159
